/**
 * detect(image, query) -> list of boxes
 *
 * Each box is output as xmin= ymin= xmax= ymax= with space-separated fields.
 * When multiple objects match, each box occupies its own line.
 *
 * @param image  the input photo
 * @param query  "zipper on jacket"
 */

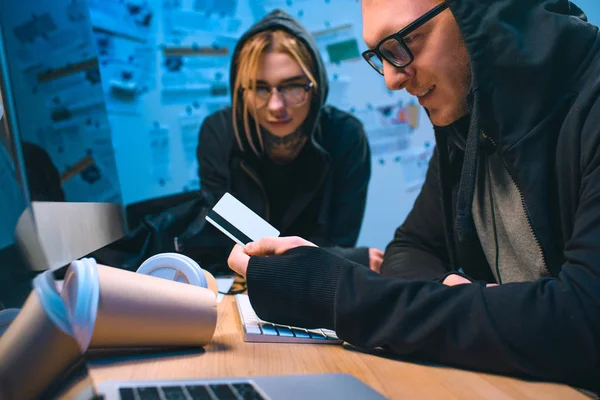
xmin=240 ymin=161 xmax=271 ymax=221
xmin=481 ymin=132 xmax=550 ymax=275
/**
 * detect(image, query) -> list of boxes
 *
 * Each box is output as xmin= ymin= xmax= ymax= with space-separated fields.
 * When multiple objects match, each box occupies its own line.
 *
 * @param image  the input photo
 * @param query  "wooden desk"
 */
xmin=85 ymin=296 xmax=588 ymax=400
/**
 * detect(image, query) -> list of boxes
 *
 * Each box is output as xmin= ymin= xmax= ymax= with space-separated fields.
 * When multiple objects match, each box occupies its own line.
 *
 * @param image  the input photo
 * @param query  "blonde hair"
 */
xmin=232 ymin=29 xmax=318 ymax=156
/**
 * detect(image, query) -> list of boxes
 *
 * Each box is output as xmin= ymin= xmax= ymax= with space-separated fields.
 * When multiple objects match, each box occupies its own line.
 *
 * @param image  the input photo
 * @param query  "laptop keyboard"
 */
xmin=119 ymin=382 xmax=265 ymax=400
xmin=235 ymin=294 xmax=342 ymax=344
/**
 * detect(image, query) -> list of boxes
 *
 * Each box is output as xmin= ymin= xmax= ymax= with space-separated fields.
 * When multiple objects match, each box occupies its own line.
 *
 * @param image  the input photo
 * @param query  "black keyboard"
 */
xmin=119 ymin=381 xmax=266 ymax=400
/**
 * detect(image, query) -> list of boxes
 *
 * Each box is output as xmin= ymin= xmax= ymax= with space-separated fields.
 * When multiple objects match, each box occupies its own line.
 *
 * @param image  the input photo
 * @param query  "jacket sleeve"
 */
xmin=197 ymin=112 xmax=232 ymax=204
xmin=247 ymin=242 xmax=600 ymax=392
xmin=380 ymin=146 xmax=450 ymax=279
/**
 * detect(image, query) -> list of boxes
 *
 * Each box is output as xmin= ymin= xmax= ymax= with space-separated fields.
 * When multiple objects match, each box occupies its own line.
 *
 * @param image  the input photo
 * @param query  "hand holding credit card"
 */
xmin=205 ymin=192 xmax=280 ymax=247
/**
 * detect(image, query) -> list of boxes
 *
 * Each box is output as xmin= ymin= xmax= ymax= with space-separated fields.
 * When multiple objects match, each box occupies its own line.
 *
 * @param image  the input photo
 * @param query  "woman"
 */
xmin=197 ymin=9 xmax=383 ymax=272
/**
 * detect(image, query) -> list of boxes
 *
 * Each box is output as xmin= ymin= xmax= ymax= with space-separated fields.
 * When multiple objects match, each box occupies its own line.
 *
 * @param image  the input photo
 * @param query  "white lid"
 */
xmin=137 ymin=253 xmax=207 ymax=288
xmin=33 ymin=270 xmax=72 ymax=336
xmin=0 ymin=308 xmax=20 ymax=337
xmin=162 ymin=253 xmax=208 ymax=288
xmin=62 ymin=258 xmax=100 ymax=353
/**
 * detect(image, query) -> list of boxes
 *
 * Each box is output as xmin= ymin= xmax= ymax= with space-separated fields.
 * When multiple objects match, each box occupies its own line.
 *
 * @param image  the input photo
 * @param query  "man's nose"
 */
xmin=267 ymin=88 xmax=286 ymax=112
xmin=383 ymin=61 xmax=412 ymax=91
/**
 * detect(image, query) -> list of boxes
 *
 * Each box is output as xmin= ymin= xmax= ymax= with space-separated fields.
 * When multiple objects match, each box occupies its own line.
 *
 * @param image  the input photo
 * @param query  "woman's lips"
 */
xmin=267 ymin=119 xmax=292 ymax=126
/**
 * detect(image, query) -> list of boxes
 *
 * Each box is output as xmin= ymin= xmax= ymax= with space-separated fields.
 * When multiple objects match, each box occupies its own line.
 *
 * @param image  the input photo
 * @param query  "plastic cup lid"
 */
xmin=0 ymin=308 xmax=20 ymax=337
xmin=137 ymin=253 xmax=207 ymax=288
xmin=160 ymin=253 xmax=208 ymax=289
xmin=33 ymin=270 xmax=72 ymax=336
xmin=62 ymin=258 xmax=100 ymax=353
xmin=166 ymin=253 xmax=207 ymax=286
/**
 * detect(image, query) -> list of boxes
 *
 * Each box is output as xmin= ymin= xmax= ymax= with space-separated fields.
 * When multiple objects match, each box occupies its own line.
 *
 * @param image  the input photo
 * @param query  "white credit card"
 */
xmin=205 ymin=192 xmax=280 ymax=247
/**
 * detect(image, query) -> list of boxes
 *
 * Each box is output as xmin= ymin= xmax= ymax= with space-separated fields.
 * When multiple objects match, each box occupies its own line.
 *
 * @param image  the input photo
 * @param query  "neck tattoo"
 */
xmin=262 ymin=128 xmax=307 ymax=154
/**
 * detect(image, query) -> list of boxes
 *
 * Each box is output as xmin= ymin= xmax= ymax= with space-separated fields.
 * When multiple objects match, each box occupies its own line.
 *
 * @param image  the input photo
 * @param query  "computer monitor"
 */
xmin=0 ymin=1 xmax=127 ymax=398
xmin=0 ymin=0 xmax=127 ymax=276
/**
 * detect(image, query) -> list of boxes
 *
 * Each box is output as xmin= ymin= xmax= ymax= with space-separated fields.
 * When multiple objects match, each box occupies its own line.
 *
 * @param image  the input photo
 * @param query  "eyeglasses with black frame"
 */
xmin=243 ymin=81 xmax=314 ymax=109
xmin=362 ymin=2 xmax=449 ymax=75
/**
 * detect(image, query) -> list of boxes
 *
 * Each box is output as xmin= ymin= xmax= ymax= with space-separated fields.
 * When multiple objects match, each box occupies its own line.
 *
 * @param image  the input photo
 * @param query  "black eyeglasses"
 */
xmin=243 ymin=82 xmax=314 ymax=109
xmin=362 ymin=3 xmax=449 ymax=75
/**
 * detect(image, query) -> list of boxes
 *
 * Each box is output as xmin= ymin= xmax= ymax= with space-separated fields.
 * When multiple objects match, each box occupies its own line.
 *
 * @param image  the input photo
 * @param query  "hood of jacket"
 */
xmin=228 ymin=9 xmax=329 ymax=154
xmin=441 ymin=0 xmax=599 ymax=243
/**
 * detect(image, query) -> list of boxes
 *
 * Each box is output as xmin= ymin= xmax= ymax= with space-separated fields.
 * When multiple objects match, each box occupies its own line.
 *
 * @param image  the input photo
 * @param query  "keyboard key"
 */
xmin=118 ymin=388 xmax=135 ymax=400
xmin=209 ymin=384 xmax=238 ymax=399
xmin=306 ymin=329 xmax=327 ymax=340
xmin=232 ymin=383 xmax=265 ymax=400
xmin=322 ymin=329 xmax=340 ymax=340
xmin=260 ymin=324 xmax=279 ymax=336
xmin=245 ymin=323 xmax=262 ymax=335
xmin=236 ymin=294 xmax=342 ymax=344
xmin=136 ymin=387 xmax=161 ymax=400
xmin=185 ymin=384 xmax=212 ymax=400
xmin=274 ymin=326 xmax=294 ymax=337
xmin=290 ymin=328 xmax=311 ymax=338
xmin=161 ymin=386 xmax=187 ymax=400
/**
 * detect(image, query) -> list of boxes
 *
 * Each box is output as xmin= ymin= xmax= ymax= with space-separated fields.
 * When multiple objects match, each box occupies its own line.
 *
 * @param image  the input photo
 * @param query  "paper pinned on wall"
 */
xmin=38 ymin=65 xmax=107 ymax=147
xmin=36 ymin=125 xmax=65 ymax=151
xmin=60 ymin=155 xmax=96 ymax=185
xmin=163 ymin=7 xmax=242 ymax=43
xmin=163 ymin=0 xmax=242 ymax=48
xmin=47 ymin=87 xmax=106 ymax=123
xmin=213 ymin=34 xmax=239 ymax=51
xmin=250 ymin=0 xmax=311 ymax=20
xmin=406 ymin=103 xmax=420 ymax=129
xmin=12 ymin=8 xmax=92 ymax=70
xmin=88 ymin=0 xmax=154 ymax=42
xmin=183 ymin=160 xmax=201 ymax=192
xmin=178 ymin=106 xmax=205 ymax=163
xmin=205 ymin=99 xmax=231 ymax=115
xmin=36 ymin=107 xmax=119 ymax=197
xmin=95 ymin=31 xmax=116 ymax=59
xmin=192 ymin=0 xmax=238 ymax=16
xmin=160 ymin=46 xmax=230 ymax=102
xmin=398 ymin=147 xmax=433 ymax=191
xmin=21 ymin=53 xmax=99 ymax=98
xmin=26 ymin=56 xmax=103 ymax=103
xmin=60 ymin=155 xmax=122 ymax=202
xmin=148 ymin=123 xmax=172 ymax=184
xmin=351 ymin=107 xmax=378 ymax=132
xmin=79 ymin=115 xmax=119 ymax=175
xmin=351 ymin=101 xmax=421 ymax=156
xmin=96 ymin=36 xmax=157 ymax=114
xmin=327 ymin=75 xmax=352 ymax=109
xmin=312 ymin=23 xmax=361 ymax=64
xmin=26 ymin=57 xmax=113 ymax=183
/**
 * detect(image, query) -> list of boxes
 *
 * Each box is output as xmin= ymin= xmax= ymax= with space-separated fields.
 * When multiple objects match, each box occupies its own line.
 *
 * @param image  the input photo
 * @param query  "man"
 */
xmin=227 ymin=0 xmax=600 ymax=392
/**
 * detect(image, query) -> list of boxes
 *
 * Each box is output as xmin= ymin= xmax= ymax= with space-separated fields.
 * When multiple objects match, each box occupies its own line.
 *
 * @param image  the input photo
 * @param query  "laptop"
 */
xmin=95 ymin=373 xmax=386 ymax=399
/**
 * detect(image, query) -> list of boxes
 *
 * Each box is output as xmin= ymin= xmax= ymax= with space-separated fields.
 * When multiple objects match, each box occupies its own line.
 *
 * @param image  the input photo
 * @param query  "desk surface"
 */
xmin=84 ymin=295 xmax=587 ymax=400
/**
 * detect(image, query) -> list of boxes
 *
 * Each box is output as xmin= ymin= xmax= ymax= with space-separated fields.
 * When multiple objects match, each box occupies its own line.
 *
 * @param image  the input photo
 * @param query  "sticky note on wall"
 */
xmin=326 ymin=39 xmax=360 ymax=63
xmin=406 ymin=104 xmax=420 ymax=129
